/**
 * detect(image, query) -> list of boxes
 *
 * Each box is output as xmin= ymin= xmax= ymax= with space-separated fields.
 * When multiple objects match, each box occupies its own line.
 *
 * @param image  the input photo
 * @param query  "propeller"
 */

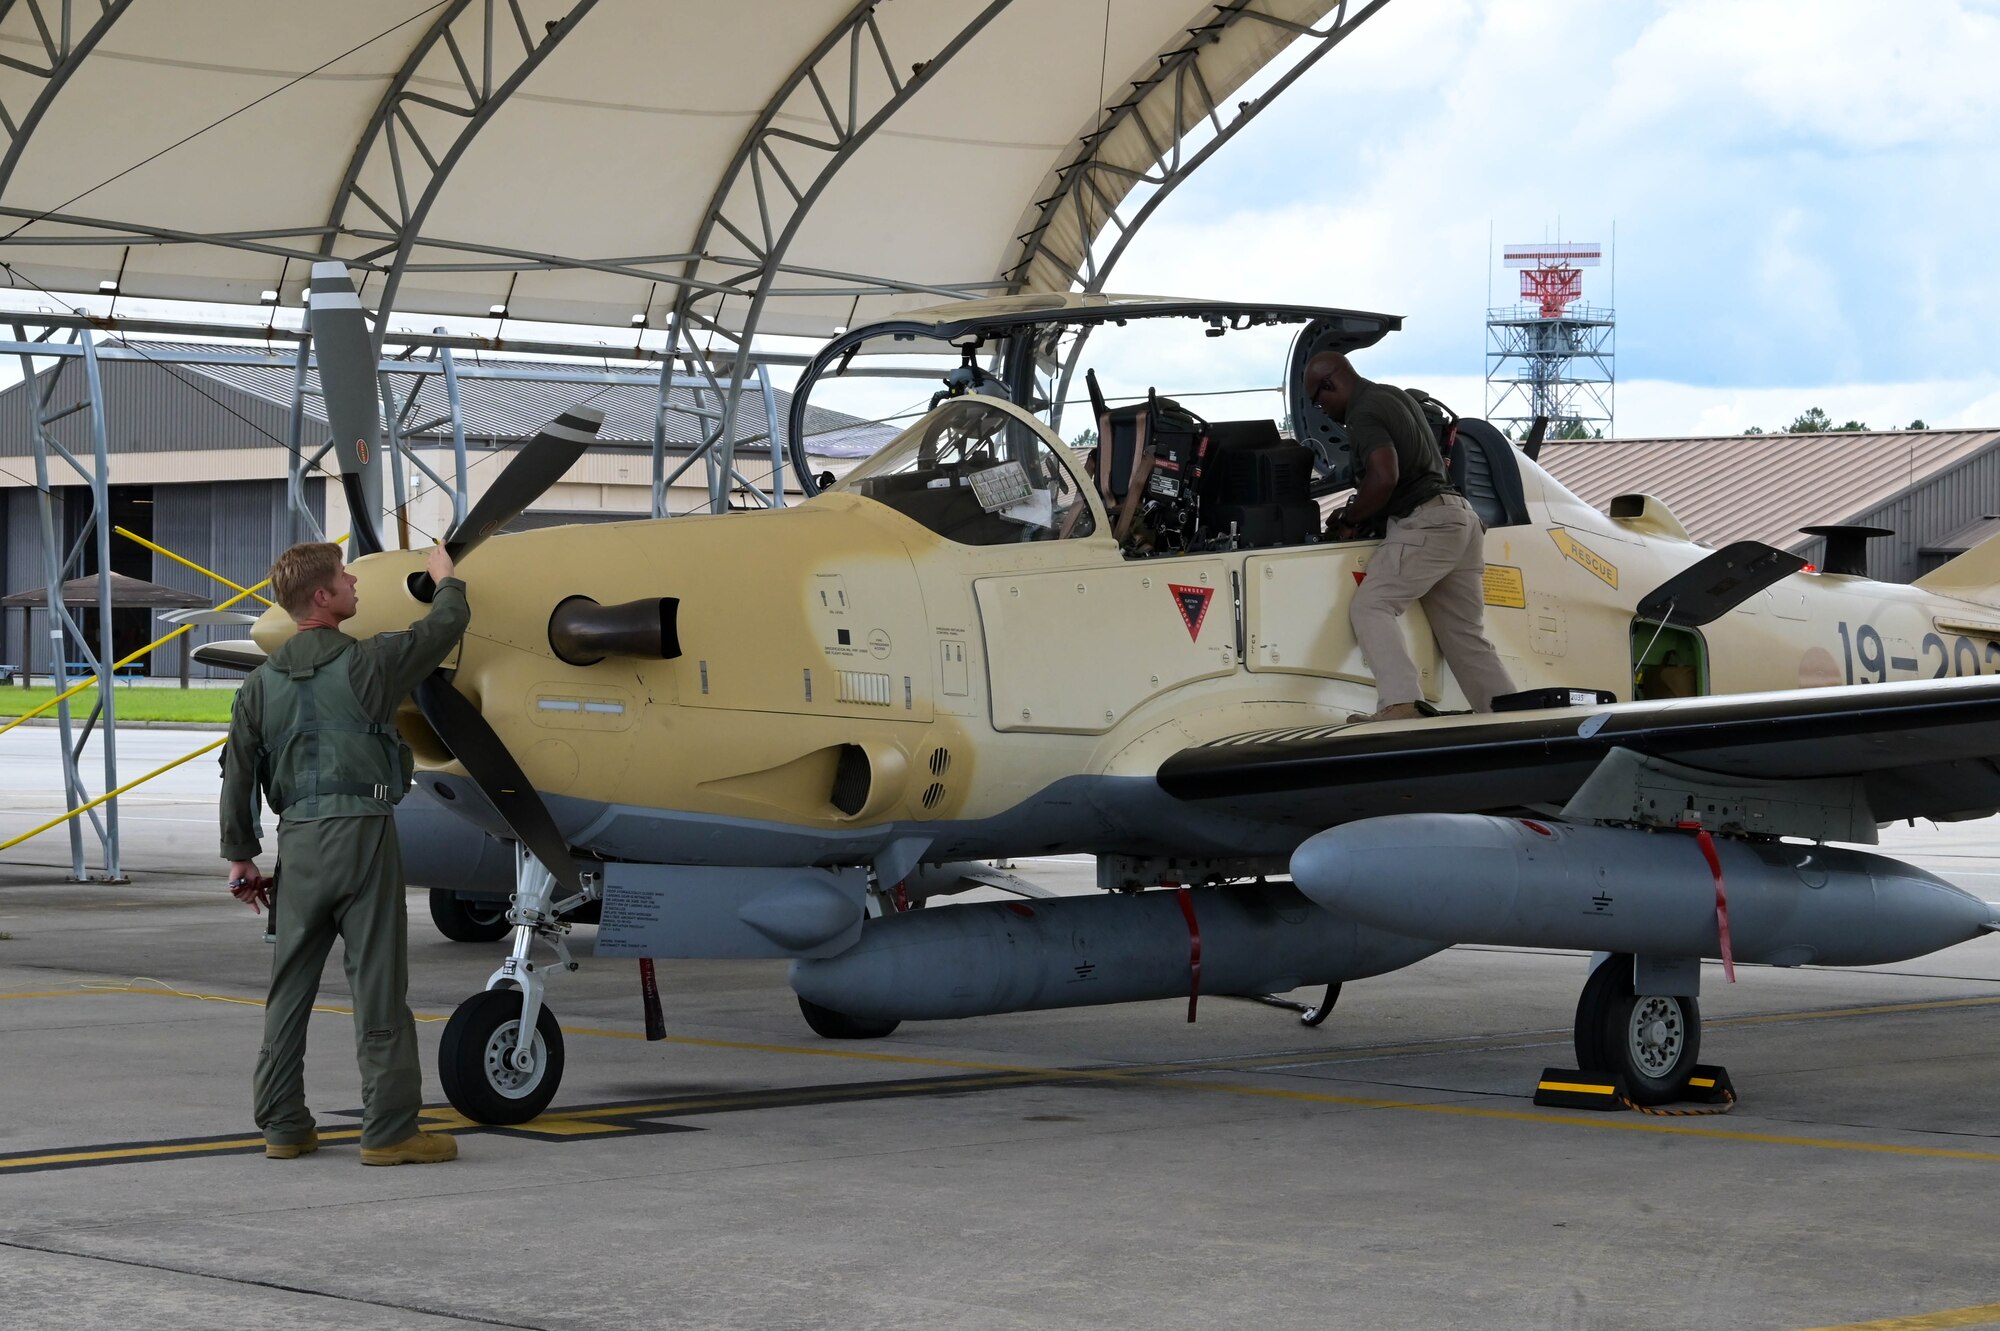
xmin=408 ymin=406 xmax=605 ymax=602
xmin=305 ymin=267 xmax=611 ymax=899
xmin=408 ymin=408 xmax=609 ymax=895
xmin=308 ymin=261 xmax=386 ymax=559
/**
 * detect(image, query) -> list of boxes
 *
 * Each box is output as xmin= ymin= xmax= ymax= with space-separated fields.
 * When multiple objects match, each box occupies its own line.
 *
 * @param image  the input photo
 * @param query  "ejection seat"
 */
xmin=1447 ymin=417 xmax=1530 ymax=528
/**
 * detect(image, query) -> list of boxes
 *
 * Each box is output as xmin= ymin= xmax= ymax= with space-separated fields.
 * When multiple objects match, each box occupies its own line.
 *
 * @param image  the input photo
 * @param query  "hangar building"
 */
xmin=0 ymin=343 xmax=889 ymax=681
xmin=1540 ymin=426 xmax=2000 ymax=582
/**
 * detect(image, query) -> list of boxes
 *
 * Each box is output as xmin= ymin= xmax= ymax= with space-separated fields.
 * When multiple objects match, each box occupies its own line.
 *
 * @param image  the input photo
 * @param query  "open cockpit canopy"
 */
xmin=789 ymin=295 xmax=1402 ymax=491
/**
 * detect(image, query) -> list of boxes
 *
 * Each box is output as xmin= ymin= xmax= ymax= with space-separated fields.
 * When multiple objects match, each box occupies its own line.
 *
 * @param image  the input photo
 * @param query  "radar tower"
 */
xmin=1486 ymin=241 xmax=1614 ymax=439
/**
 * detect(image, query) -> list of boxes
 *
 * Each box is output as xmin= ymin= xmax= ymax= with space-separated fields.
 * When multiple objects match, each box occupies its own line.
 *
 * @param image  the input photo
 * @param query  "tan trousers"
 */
xmin=1350 ymin=494 xmax=1516 ymax=711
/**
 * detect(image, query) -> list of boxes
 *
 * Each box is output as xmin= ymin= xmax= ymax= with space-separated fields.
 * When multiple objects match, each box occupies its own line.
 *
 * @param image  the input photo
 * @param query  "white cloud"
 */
xmin=1083 ymin=0 xmax=2000 ymax=435
xmin=1598 ymin=0 xmax=2000 ymax=152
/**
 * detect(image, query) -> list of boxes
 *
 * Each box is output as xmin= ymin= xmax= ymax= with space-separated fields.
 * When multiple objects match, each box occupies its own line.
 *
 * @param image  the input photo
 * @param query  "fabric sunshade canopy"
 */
xmin=0 ymin=0 xmax=1368 ymax=338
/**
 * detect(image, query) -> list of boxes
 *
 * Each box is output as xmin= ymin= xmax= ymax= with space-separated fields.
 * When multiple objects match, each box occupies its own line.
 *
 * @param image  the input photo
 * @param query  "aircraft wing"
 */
xmin=1154 ymin=675 xmax=2000 ymax=829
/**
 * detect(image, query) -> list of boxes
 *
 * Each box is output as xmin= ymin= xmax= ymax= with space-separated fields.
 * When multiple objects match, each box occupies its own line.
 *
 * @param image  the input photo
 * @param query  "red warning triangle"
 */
xmin=1168 ymin=583 xmax=1213 ymax=640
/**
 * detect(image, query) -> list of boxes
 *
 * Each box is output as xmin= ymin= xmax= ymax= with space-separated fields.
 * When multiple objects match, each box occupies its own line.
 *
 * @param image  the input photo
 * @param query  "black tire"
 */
xmin=1572 ymin=954 xmax=1628 ymax=1073
xmin=428 ymin=890 xmax=511 ymax=944
xmin=439 ymin=989 xmax=565 ymax=1124
xmin=797 ymin=995 xmax=900 ymax=1040
xmin=1574 ymin=954 xmax=1701 ymax=1106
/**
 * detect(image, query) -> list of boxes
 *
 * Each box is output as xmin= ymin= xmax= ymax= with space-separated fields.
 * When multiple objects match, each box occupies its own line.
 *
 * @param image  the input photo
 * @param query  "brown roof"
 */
xmin=1539 ymin=428 xmax=2000 ymax=551
xmin=0 ymin=571 xmax=212 ymax=609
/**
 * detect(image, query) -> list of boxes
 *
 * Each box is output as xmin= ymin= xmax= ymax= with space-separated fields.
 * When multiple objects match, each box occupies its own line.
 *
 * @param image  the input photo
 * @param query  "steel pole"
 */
xmin=77 ymin=329 xmax=122 ymax=881
xmin=15 ymin=326 xmax=85 ymax=879
xmin=436 ymin=333 xmax=470 ymax=532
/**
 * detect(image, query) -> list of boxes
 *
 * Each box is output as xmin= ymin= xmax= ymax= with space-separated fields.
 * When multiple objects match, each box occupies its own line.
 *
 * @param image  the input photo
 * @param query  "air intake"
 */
xmin=548 ymin=596 xmax=681 ymax=666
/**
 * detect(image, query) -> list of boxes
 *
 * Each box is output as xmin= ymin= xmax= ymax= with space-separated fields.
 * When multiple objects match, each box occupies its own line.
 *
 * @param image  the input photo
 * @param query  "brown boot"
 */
xmin=359 ymin=1131 xmax=459 ymax=1166
xmin=1346 ymin=702 xmax=1425 ymax=724
xmin=264 ymin=1127 xmax=319 ymax=1160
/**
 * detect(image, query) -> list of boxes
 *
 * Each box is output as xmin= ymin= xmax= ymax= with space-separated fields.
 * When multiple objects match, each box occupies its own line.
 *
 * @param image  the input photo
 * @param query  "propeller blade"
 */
xmin=446 ymin=407 xmax=606 ymax=558
xmin=308 ymin=260 xmax=385 ymax=558
xmin=414 ymin=673 xmax=579 ymax=895
xmin=407 ymin=407 xmax=607 ymax=603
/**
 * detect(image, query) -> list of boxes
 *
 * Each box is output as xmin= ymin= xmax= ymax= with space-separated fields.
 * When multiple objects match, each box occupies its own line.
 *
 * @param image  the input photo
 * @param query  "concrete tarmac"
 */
xmin=3 ymin=727 xmax=2000 ymax=1330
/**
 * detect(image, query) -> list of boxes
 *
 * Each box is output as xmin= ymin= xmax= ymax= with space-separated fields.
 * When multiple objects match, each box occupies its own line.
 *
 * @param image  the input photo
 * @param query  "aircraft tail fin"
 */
xmin=1913 ymin=530 xmax=2000 ymax=608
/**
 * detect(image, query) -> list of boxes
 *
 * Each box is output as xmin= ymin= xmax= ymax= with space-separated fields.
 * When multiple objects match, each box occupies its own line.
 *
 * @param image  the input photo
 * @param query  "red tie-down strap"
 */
xmin=1678 ymin=820 xmax=1736 ymax=982
xmin=1173 ymin=884 xmax=1202 ymax=1022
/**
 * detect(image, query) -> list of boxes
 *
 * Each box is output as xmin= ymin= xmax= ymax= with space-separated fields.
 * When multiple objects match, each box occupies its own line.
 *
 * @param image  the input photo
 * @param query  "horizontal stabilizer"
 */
xmin=191 ymin=639 xmax=266 ymax=673
xmin=1914 ymin=530 xmax=2000 ymax=608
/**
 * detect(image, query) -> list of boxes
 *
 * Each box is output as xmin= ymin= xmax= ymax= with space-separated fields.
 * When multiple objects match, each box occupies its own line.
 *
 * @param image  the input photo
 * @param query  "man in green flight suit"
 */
xmin=221 ymin=540 xmax=468 ymax=1164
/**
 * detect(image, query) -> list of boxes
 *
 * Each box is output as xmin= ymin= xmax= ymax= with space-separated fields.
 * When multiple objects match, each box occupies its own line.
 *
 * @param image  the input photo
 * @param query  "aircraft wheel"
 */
xmin=428 ymin=889 xmax=511 ymax=943
xmin=1574 ymin=955 xmax=1701 ymax=1105
xmin=797 ymin=995 xmax=900 ymax=1040
xmin=440 ymin=989 xmax=565 ymax=1124
xmin=1571 ymin=955 xmax=1626 ymax=1072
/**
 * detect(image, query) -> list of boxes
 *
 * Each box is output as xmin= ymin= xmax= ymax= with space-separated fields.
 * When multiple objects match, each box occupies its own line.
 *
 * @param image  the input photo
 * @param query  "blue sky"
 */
xmin=1104 ymin=0 xmax=2000 ymax=436
xmin=8 ymin=1 xmax=1992 ymax=443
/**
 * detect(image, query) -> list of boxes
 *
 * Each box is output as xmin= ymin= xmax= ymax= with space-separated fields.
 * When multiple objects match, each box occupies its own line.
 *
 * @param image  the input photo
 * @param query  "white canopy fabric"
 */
xmin=0 ymin=0 xmax=1375 ymax=340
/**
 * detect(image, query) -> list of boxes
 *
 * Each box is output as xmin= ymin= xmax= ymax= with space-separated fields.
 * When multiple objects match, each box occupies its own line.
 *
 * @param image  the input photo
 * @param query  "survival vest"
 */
xmin=255 ymin=637 xmax=413 ymax=820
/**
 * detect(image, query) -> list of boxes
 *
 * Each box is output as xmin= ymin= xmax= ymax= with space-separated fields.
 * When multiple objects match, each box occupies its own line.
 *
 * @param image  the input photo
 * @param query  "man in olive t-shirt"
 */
xmin=1308 ymin=351 xmax=1515 ymax=721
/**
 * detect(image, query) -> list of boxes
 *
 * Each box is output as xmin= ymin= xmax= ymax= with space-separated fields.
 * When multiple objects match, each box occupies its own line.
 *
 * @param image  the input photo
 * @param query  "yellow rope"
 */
xmin=0 ymin=580 xmax=269 ymax=737
xmin=0 ymin=737 xmax=224 ymax=850
xmin=113 ymin=526 xmax=272 ymax=605
xmin=0 ymin=529 xmax=343 ymax=739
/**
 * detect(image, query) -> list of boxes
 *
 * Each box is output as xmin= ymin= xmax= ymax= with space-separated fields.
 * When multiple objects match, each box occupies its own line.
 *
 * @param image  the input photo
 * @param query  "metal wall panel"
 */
xmin=143 ymin=477 xmax=302 ymax=681
xmin=2 ymin=487 xmax=42 ymax=679
xmin=0 ymin=356 xmax=299 ymax=459
xmin=1852 ymin=447 xmax=2000 ymax=582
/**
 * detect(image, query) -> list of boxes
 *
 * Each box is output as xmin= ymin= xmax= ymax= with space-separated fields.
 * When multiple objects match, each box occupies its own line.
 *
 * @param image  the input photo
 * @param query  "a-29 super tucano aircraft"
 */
xmin=217 ymin=263 xmax=2000 ymax=1125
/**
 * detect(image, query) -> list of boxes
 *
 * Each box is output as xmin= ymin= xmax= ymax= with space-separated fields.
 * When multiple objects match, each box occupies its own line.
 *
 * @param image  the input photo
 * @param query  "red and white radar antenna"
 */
xmin=1504 ymin=242 xmax=1602 ymax=318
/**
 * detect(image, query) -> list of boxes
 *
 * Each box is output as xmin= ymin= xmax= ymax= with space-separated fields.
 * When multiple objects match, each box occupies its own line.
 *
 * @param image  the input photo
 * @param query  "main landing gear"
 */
xmin=440 ymin=846 xmax=587 ymax=1124
xmin=428 ymin=889 xmax=511 ymax=943
xmin=1570 ymin=952 xmax=1702 ymax=1106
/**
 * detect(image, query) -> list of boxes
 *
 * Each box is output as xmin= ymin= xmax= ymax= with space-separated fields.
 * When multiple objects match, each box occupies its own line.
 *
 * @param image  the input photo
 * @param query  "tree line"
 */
xmin=1744 ymin=407 xmax=1928 ymax=435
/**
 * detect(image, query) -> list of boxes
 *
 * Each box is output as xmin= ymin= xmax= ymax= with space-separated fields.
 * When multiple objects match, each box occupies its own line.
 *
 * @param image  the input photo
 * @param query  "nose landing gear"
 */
xmin=440 ymin=845 xmax=585 ymax=1124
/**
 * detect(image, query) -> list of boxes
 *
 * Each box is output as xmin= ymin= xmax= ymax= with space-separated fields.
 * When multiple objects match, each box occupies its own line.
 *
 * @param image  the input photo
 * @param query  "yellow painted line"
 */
xmin=0 ymin=989 xmax=127 ymax=1001
xmin=1794 ymin=1302 xmax=2000 ymax=1330
xmin=16 ymin=987 xmax=2000 ymax=1164
xmin=0 ymin=1128 xmax=362 ymax=1171
xmin=1716 ymin=996 xmax=2000 ymax=1027
xmin=506 ymin=1118 xmax=629 ymax=1137
xmin=559 ymin=1023 xmax=1063 ymax=1074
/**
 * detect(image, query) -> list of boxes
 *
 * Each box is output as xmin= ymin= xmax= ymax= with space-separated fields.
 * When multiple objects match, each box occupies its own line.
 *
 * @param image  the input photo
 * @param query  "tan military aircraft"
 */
xmin=223 ymin=268 xmax=2000 ymax=1124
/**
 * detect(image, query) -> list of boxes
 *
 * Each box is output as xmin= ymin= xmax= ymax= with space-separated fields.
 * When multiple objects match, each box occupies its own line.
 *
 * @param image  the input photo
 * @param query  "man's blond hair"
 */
xmin=270 ymin=542 xmax=342 ymax=616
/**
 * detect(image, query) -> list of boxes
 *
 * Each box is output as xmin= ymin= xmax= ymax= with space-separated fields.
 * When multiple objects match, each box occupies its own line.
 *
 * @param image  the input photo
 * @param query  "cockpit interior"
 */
xmin=800 ymin=298 xmax=1530 ymax=557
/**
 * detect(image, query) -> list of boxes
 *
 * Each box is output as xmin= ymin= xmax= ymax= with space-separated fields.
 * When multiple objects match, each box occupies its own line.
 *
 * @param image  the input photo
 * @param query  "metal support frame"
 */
xmin=320 ymin=0 xmax=597 ymax=330
xmin=11 ymin=319 xmax=121 ymax=880
xmin=658 ymin=0 xmax=1012 ymax=514
xmin=1012 ymin=2 xmax=1389 ymax=295
xmin=1485 ymin=305 xmax=1615 ymax=439
xmin=1008 ymin=0 xmax=1391 ymax=431
xmin=0 ymin=0 xmax=136 ymax=200
xmin=648 ymin=351 xmax=787 ymax=518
